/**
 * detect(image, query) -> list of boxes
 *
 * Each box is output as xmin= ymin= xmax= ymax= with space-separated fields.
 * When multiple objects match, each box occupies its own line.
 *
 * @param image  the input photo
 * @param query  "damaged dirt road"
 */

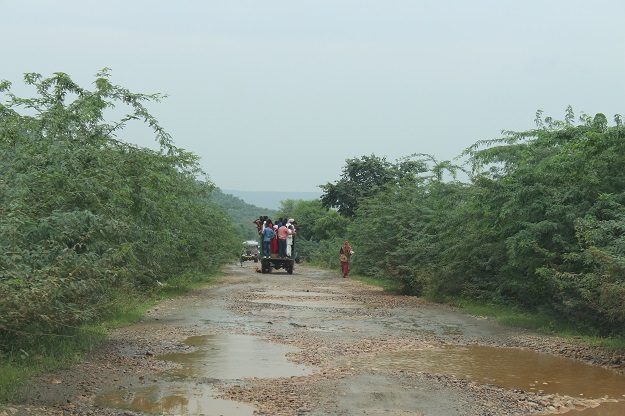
xmin=6 ymin=264 xmax=625 ymax=416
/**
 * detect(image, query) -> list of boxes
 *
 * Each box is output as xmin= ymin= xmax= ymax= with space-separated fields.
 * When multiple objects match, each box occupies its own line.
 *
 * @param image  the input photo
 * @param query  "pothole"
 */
xmin=95 ymin=334 xmax=313 ymax=415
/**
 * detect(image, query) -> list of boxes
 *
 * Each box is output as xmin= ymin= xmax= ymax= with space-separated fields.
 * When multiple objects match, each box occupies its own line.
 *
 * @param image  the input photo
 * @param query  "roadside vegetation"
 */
xmin=276 ymin=109 xmax=625 ymax=342
xmin=2 ymin=69 xmax=624 ymax=401
xmin=0 ymin=70 xmax=237 ymax=400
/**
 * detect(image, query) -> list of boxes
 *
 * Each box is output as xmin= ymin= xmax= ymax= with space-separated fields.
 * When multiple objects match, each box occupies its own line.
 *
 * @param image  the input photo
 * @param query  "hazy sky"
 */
xmin=3 ymin=1 xmax=624 ymax=192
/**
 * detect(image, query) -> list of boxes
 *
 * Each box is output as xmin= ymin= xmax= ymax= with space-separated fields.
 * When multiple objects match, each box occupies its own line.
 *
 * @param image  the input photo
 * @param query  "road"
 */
xmin=6 ymin=264 xmax=625 ymax=415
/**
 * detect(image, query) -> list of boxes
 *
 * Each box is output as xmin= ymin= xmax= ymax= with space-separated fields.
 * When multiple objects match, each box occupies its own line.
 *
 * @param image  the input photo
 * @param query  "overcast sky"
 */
xmin=3 ymin=1 xmax=624 ymax=192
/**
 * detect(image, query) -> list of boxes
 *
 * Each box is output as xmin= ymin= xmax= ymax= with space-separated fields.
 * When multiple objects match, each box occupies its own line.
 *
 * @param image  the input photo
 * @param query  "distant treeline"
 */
xmin=0 ymin=71 xmax=238 ymax=351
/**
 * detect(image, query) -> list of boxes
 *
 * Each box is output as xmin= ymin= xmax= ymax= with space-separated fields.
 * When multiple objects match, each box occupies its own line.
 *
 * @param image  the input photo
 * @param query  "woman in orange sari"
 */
xmin=339 ymin=241 xmax=353 ymax=278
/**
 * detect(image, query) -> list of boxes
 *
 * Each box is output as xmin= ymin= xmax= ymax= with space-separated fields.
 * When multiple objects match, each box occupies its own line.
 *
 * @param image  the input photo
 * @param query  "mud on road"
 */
xmin=5 ymin=264 xmax=625 ymax=416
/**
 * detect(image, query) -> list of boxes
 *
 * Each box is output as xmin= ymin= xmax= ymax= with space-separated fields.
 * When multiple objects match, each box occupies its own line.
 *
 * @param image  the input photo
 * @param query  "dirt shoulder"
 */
xmin=3 ymin=264 xmax=624 ymax=416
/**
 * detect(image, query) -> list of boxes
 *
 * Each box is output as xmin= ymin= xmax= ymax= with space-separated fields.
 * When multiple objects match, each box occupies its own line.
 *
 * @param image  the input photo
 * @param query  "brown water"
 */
xmin=96 ymin=334 xmax=312 ymax=415
xmin=351 ymin=344 xmax=625 ymax=415
xmin=96 ymin=384 xmax=256 ymax=416
xmin=95 ymin=301 xmax=625 ymax=415
xmin=250 ymin=298 xmax=361 ymax=308
xmin=256 ymin=289 xmax=340 ymax=297
xmin=158 ymin=333 xmax=313 ymax=379
xmin=574 ymin=401 xmax=625 ymax=415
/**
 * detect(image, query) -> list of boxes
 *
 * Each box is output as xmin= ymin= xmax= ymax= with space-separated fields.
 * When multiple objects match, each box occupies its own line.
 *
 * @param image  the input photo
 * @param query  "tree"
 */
xmin=346 ymin=160 xmax=470 ymax=294
xmin=460 ymin=109 xmax=625 ymax=331
xmin=310 ymin=108 xmax=625 ymax=335
xmin=0 ymin=70 xmax=237 ymax=343
xmin=278 ymin=199 xmax=348 ymax=242
xmin=320 ymin=154 xmax=428 ymax=217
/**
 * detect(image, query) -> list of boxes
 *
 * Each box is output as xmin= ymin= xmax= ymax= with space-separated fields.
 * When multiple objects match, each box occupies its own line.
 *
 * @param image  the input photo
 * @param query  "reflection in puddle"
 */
xmin=353 ymin=345 xmax=625 ymax=415
xmin=256 ymin=289 xmax=340 ymax=297
xmin=573 ymin=401 xmax=625 ymax=416
xmin=96 ymin=334 xmax=312 ymax=415
xmin=250 ymin=298 xmax=360 ymax=308
xmin=96 ymin=384 xmax=255 ymax=416
xmin=159 ymin=334 xmax=313 ymax=379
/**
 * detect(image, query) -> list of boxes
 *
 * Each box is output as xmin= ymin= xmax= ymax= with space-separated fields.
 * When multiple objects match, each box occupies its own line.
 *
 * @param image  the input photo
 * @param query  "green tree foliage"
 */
xmin=559 ymin=195 xmax=625 ymax=326
xmin=321 ymin=111 xmax=625 ymax=335
xmin=320 ymin=154 xmax=428 ymax=217
xmin=347 ymin=157 xmax=468 ymax=295
xmin=0 ymin=70 xmax=237 ymax=347
xmin=210 ymin=188 xmax=276 ymax=240
xmin=278 ymin=199 xmax=348 ymax=241
xmin=463 ymin=109 xmax=625 ymax=318
xmin=276 ymin=199 xmax=349 ymax=263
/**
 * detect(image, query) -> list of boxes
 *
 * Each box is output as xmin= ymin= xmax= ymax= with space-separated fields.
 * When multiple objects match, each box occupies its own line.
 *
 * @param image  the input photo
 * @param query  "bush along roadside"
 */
xmin=0 ymin=69 xmax=239 ymax=401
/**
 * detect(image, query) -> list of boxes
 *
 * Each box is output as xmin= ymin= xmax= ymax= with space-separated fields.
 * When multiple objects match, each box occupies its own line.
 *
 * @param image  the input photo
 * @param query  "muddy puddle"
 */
xmin=96 ymin=334 xmax=312 ymax=415
xmin=384 ymin=316 xmax=464 ymax=335
xmin=158 ymin=333 xmax=312 ymax=379
xmin=351 ymin=344 xmax=625 ymax=415
xmin=250 ymin=298 xmax=360 ymax=308
xmin=255 ymin=289 xmax=340 ymax=297
xmin=96 ymin=384 xmax=255 ymax=416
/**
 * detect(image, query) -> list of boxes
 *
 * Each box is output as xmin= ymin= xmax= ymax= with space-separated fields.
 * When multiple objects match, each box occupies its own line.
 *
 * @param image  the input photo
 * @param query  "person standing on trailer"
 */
xmin=270 ymin=224 xmax=279 ymax=256
xmin=286 ymin=219 xmax=296 ymax=257
xmin=277 ymin=222 xmax=291 ymax=258
xmin=261 ymin=223 xmax=275 ymax=258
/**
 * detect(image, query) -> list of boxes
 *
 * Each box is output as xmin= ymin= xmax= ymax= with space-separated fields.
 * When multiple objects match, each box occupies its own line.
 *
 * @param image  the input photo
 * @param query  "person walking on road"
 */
xmin=339 ymin=241 xmax=354 ymax=278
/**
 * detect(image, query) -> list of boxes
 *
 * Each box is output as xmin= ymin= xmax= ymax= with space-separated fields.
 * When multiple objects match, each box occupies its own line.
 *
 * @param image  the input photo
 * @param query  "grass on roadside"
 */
xmin=0 ymin=325 xmax=107 ymax=403
xmin=297 ymin=263 xmax=625 ymax=351
xmin=455 ymin=300 xmax=625 ymax=349
xmin=0 ymin=272 xmax=220 ymax=403
xmin=349 ymin=274 xmax=402 ymax=293
xmin=334 ymin=268 xmax=625 ymax=350
xmin=102 ymin=273 xmax=218 ymax=329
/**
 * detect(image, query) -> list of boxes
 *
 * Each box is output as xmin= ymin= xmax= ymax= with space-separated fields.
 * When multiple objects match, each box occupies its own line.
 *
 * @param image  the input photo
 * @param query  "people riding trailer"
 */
xmin=254 ymin=216 xmax=298 ymax=274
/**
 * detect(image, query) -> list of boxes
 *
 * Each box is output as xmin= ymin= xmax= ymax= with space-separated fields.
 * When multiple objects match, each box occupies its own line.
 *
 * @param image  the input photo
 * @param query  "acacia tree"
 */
xmin=346 ymin=157 xmax=468 ymax=294
xmin=325 ymin=109 xmax=625 ymax=334
xmin=0 ymin=70 xmax=236 ymax=343
xmin=278 ymin=199 xmax=348 ymax=241
xmin=275 ymin=199 xmax=349 ymax=265
xmin=320 ymin=154 xmax=429 ymax=217
xmin=456 ymin=109 xmax=625 ymax=332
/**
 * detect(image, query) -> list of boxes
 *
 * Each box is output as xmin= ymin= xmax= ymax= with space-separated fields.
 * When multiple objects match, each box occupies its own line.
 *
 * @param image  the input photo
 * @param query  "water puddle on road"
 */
xmin=384 ymin=316 xmax=465 ymax=335
xmin=159 ymin=334 xmax=312 ymax=379
xmin=250 ymin=298 xmax=360 ymax=309
xmin=256 ymin=289 xmax=340 ymax=297
xmin=352 ymin=344 xmax=625 ymax=415
xmin=252 ymin=299 xmax=361 ymax=309
xmin=96 ymin=334 xmax=312 ymax=415
xmin=96 ymin=384 xmax=255 ymax=416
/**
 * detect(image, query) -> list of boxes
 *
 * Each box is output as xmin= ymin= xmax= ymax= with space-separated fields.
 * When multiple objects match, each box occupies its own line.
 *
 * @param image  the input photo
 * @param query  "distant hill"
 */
xmin=209 ymin=188 xmax=322 ymax=240
xmin=221 ymin=189 xmax=322 ymax=210
xmin=209 ymin=188 xmax=277 ymax=240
